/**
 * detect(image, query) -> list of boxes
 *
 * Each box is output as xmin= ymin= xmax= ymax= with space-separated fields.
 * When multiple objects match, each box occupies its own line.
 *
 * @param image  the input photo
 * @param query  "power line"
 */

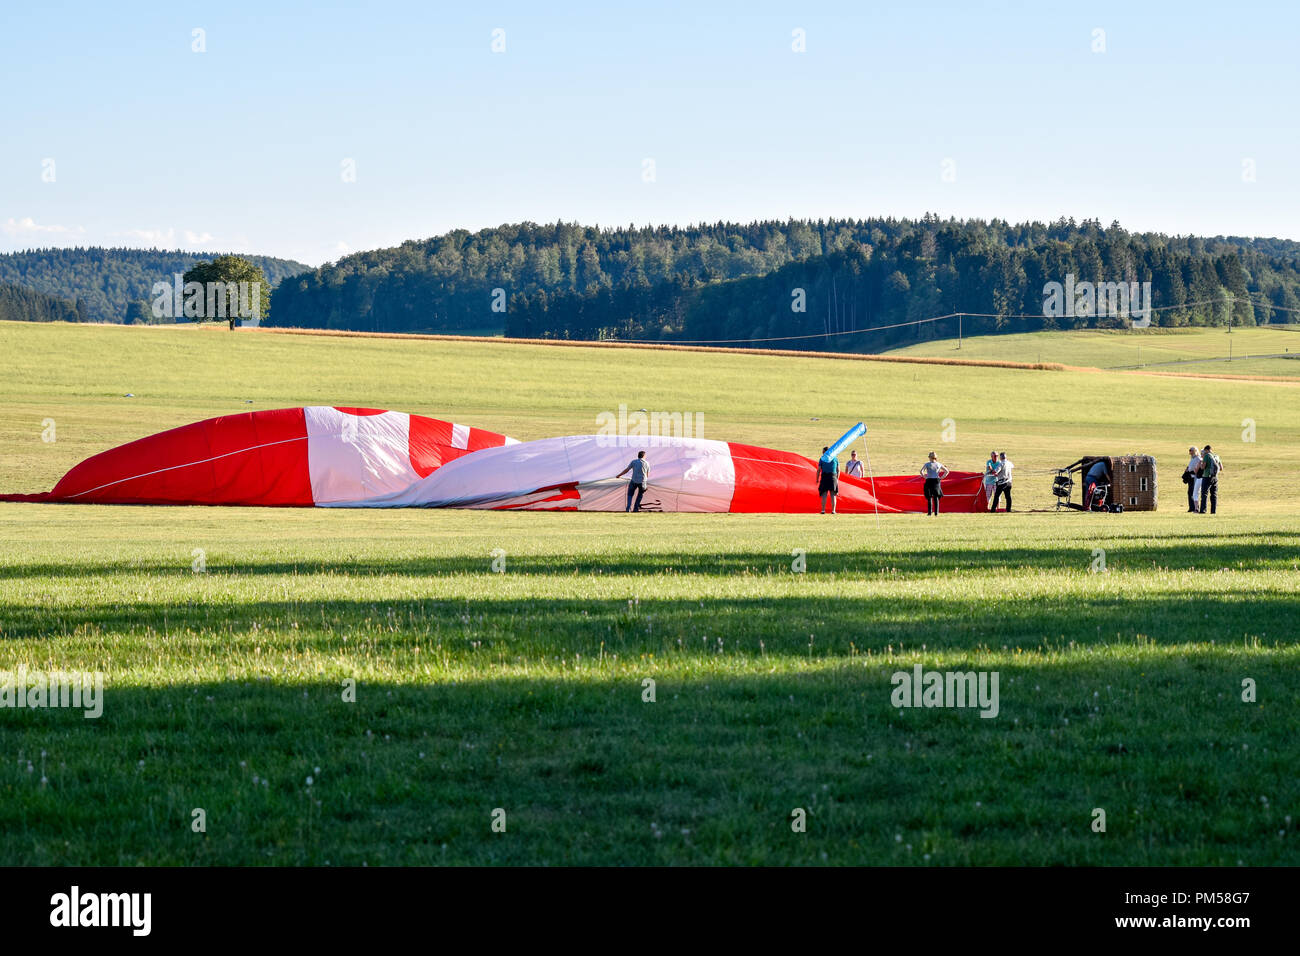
xmin=614 ymin=297 xmax=1247 ymax=347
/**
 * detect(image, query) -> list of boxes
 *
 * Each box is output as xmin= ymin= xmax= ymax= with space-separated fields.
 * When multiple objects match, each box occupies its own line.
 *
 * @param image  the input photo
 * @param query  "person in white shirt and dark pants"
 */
xmin=992 ymin=452 xmax=1014 ymax=512
xmin=1184 ymin=446 xmax=1202 ymax=513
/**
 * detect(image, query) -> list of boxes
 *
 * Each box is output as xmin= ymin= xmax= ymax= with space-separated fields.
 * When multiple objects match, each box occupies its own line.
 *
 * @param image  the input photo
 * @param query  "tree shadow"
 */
xmin=0 ymin=655 xmax=1294 ymax=866
xmin=1 ymin=591 xmax=1295 ymax=653
xmin=2 ymin=533 xmax=1298 ymax=581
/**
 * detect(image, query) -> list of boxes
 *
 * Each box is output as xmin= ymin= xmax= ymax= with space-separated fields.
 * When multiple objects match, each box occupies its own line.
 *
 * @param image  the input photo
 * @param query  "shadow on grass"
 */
xmin=2 ymin=532 xmax=1299 ymax=581
xmin=0 ymin=655 xmax=1295 ymax=866
xmin=1 ymin=590 xmax=1297 ymax=653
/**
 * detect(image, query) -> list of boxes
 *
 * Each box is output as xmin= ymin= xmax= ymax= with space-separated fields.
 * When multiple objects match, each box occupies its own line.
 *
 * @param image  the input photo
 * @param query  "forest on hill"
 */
xmin=0 ymin=247 xmax=310 ymax=324
xmin=268 ymin=218 xmax=1300 ymax=349
xmin=0 ymin=282 xmax=80 ymax=324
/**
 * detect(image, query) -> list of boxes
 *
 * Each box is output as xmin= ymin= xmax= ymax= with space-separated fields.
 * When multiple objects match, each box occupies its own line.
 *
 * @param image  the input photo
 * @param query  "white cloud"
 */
xmin=2 ymin=216 xmax=86 ymax=238
xmin=114 ymin=227 xmax=178 ymax=246
xmin=110 ymin=227 xmax=225 ymax=250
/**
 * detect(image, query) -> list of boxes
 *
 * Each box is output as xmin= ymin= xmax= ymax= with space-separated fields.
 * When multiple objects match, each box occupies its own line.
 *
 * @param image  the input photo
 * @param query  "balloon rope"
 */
xmin=862 ymin=438 xmax=880 ymax=528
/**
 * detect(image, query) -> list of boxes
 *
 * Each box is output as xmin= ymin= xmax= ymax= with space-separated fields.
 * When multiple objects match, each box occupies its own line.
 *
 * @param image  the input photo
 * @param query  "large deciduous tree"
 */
xmin=182 ymin=255 xmax=269 ymax=330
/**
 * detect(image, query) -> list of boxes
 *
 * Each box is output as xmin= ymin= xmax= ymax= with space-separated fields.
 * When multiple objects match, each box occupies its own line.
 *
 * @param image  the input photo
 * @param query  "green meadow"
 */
xmin=888 ymin=325 xmax=1300 ymax=378
xmin=0 ymin=320 xmax=1297 ymax=865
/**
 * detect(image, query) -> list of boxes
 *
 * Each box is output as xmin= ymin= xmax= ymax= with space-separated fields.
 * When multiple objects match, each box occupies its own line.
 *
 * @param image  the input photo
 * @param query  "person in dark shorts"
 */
xmin=617 ymin=450 xmax=650 ymax=512
xmin=919 ymin=452 xmax=949 ymax=516
xmin=816 ymin=446 xmax=839 ymax=514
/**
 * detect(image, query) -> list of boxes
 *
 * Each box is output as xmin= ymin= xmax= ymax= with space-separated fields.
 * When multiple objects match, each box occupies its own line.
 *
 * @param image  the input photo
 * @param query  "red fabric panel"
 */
xmin=46 ymin=408 xmax=311 ymax=505
xmin=492 ymin=482 xmax=582 ymax=510
xmin=407 ymin=415 xmax=454 ymax=478
xmin=726 ymin=442 xmax=986 ymax=513
xmin=853 ymin=472 xmax=989 ymax=513
xmin=726 ymin=443 xmax=840 ymax=513
xmin=464 ymin=426 xmax=507 ymax=451
xmin=332 ymin=407 xmax=387 ymax=417
xmin=407 ymin=416 xmax=513 ymax=478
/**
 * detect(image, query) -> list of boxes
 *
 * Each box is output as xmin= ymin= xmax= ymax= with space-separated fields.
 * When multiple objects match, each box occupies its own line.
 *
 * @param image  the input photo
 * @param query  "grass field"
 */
xmin=888 ymin=326 xmax=1300 ymax=379
xmin=1 ymin=320 xmax=1297 ymax=865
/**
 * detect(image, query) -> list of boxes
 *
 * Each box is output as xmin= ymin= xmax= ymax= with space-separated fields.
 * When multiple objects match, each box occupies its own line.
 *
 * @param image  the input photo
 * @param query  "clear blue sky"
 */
xmin=3 ymin=0 xmax=1297 ymax=266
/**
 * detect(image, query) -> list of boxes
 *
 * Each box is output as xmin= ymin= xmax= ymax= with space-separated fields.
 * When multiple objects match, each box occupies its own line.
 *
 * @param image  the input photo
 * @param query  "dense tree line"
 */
xmin=0 ymin=247 xmax=309 ymax=324
xmin=507 ymin=219 xmax=1300 ymax=349
xmin=270 ymin=220 xmax=843 ymax=333
xmin=0 ymin=282 xmax=81 ymax=323
xmin=270 ymin=218 xmax=1300 ymax=348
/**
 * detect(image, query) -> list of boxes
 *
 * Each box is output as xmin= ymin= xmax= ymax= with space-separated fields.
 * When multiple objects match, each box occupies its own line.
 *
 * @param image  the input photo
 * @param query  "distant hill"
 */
xmin=0 ymin=282 xmax=80 ymax=324
xmin=267 ymin=218 xmax=1300 ymax=348
xmin=0 ymin=247 xmax=311 ymax=324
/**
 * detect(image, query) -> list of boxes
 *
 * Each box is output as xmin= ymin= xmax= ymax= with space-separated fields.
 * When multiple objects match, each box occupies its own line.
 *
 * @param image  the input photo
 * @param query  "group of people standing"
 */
xmin=820 ymin=447 xmax=1013 ymax=517
xmin=1184 ymin=445 xmax=1224 ymax=514
xmin=918 ymin=450 xmax=1013 ymax=515
xmin=619 ymin=444 xmax=1218 ymax=516
xmin=982 ymin=451 xmax=1014 ymax=513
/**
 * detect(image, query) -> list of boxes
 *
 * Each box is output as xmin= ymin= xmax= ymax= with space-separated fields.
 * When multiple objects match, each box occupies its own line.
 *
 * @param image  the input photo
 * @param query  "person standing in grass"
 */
xmin=919 ymin=452 xmax=949 ymax=516
xmin=617 ymin=450 xmax=650 ymax=512
xmin=982 ymin=450 xmax=1002 ymax=512
xmin=845 ymin=449 xmax=865 ymax=479
xmin=1199 ymin=444 xmax=1223 ymax=514
xmin=816 ymin=446 xmax=839 ymax=514
xmin=1184 ymin=445 xmax=1203 ymax=513
xmin=992 ymin=451 xmax=1014 ymax=512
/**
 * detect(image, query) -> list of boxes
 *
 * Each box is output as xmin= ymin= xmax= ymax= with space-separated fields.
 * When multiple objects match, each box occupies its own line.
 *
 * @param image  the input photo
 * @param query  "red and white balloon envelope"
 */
xmin=3 ymin=407 xmax=987 ymax=513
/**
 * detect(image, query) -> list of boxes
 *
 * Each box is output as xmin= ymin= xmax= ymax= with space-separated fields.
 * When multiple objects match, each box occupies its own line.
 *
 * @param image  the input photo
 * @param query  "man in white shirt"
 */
xmin=1185 ymin=445 xmax=1202 ymax=513
xmin=992 ymin=451 xmax=1014 ymax=512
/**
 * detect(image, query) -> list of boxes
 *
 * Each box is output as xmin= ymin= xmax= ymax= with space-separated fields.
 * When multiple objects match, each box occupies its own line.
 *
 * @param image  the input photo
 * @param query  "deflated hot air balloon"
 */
xmin=1 ymin=407 xmax=987 ymax=513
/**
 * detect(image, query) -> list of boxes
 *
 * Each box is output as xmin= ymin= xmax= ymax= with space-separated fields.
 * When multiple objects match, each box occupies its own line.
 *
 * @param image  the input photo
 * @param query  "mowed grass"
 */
xmin=0 ymin=320 xmax=1298 ymax=865
xmin=889 ymin=325 xmax=1300 ymax=378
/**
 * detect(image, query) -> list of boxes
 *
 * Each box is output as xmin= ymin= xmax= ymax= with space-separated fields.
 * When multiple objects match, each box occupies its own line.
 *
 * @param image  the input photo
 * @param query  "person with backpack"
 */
xmin=617 ymin=450 xmax=650 ymax=512
xmin=1199 ymin=444 xmax=1223 ymax=514
xmin=816 ymin=446 xmax=839 ymax=514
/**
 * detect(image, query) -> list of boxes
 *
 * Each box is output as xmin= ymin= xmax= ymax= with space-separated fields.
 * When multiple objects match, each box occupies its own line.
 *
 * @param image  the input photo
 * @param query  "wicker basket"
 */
xmin=1107 ymin=455 xmax=1158 ymax=511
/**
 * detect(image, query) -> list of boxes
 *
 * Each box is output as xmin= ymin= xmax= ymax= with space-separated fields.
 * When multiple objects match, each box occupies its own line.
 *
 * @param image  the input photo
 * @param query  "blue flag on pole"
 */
xmin=822 ymin=422 xmax=866 ymax=463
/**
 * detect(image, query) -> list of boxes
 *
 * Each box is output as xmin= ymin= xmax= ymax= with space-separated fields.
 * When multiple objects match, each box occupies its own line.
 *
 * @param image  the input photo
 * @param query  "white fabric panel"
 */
xmin=450 ymin=423 xmax=470 ymax=450
xmin=304 ymin=406 xmax=421 ymax=505
xmin=354 ymin=434 xmax=737 ymax=511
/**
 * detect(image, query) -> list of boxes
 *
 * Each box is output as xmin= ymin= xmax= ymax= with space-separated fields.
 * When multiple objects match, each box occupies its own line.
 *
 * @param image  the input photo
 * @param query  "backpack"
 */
xmin=1202 ymin=454 xmax=1220 ymax=479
